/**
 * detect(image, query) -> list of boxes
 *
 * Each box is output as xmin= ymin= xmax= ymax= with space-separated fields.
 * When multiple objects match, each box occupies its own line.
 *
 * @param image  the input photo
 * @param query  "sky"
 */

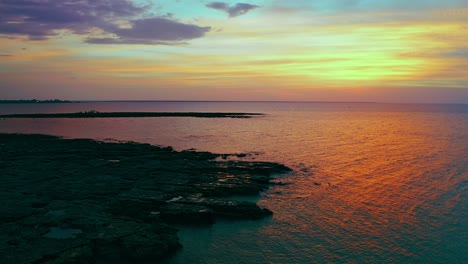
xmin=0 ymin=0 xmax=467 ymax=103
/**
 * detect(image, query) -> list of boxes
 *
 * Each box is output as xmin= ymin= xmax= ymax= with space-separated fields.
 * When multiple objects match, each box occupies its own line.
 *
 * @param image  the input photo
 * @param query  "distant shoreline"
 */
xmin=1 ymin=100 xmax=466 ymax=105
xmin=0 ymin=99 xmax=76 ymax=104
xmin=0 ymin=111 xmax=264 ymax=119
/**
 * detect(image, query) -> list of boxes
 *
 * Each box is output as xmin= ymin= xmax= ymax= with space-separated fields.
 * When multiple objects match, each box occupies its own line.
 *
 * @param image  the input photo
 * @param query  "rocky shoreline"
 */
xmin=0 ymin=134 xmax=291 ymax=263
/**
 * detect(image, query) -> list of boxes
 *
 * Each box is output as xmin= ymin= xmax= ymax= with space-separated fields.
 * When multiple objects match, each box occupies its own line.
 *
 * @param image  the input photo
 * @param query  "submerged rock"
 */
xmin=0 ymin=133 xmax=291 ymax=263
xmin=44 ymin=227 xmax=82 ymax=239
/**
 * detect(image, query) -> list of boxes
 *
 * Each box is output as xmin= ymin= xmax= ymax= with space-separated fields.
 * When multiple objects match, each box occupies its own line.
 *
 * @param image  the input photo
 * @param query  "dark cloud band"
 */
xmin=86 ymin=17 xmax=210 ymax=45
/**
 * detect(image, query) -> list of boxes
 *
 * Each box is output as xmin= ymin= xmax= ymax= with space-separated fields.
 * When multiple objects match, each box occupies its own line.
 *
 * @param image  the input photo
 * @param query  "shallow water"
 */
xmin=0 ymin=102 xmax=466 ymax=263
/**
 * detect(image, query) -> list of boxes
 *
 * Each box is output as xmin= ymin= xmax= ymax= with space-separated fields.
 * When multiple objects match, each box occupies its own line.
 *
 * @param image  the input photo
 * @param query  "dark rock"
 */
xmin=91 ymin=219 xmax=181 ymax=263
xmin=160 ymin=203 xmax=215 ymax=225
xmin=33 ymin=245 xmax=93 ymax=264
xmin=0 ymin=133 xmax=291 ymax=263
xmin=201 ymin=200 xmax=272 ymax=220
xmin=119 ymin=231 xmax=181 ymax=262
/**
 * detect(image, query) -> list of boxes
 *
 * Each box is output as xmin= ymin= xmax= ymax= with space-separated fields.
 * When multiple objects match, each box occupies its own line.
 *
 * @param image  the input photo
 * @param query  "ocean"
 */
xmin=0 ymin=101 xmax=466 ymax=263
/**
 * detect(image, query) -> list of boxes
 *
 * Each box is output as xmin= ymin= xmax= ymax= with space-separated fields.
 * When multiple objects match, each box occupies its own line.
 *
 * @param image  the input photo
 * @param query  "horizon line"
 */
xmin=47 ymin=100 xmax=468 ymax=105
xmin=1 ymin=99 xmax=467 ymax=105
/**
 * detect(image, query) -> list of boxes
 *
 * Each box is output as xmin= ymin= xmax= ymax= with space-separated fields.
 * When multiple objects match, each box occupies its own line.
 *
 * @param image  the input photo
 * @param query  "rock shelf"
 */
xmin=0 ymin=111 xmax=264 ymax=119
xmin=0 ymin=134 xmax=290 ymax=263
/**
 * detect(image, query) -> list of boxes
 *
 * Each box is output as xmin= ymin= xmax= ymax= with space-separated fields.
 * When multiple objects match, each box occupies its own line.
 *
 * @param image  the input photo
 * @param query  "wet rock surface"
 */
xmin=0 ymin=133 xmax=291 ymax=263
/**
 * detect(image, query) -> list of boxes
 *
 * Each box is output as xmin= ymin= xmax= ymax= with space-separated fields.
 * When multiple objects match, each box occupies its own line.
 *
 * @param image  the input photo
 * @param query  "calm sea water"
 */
xmin=0 ymin=102 xmax=467 ymax=263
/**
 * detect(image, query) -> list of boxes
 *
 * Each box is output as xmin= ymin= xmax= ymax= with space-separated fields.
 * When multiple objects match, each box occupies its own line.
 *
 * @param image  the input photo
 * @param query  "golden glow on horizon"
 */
xmin=76 ymin=22 xmax=465 ymax=88
xmin=0 ymin=14 xmax=467 ymax=100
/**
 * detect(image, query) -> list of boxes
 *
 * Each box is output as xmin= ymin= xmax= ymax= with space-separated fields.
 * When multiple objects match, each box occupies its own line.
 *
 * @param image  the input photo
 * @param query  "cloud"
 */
xmin=442 ymin=49 xmax=468 ymax=58
xmin=86 ymin=17 xmax=210 ymax=45
xmin=206 ymin=2 xmax=260 ymax=17
xmin=0 ymin=0 xmax=210 ymax=44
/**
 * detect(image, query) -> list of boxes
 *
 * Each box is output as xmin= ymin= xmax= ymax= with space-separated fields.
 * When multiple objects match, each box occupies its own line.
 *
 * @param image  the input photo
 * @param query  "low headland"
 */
xmin=0 ymin=133 xmax=291 ymax=263
xmin=0 ymin=111 xmax=264 ymax=119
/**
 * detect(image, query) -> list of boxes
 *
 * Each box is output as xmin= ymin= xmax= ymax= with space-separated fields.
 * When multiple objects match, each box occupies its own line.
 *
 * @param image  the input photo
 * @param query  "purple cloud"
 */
xmin=86 ymin=17 xmax=210 ymax=45
xmin=0 ymin=0 xmax=210 ymax=44
xmin=206 ymin=2 xmax=260 ymax=17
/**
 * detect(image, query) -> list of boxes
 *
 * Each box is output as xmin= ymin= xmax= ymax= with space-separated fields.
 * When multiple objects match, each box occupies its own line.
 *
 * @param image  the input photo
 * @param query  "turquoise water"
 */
xmin=0 ymin=102 xmax=466 ymax=263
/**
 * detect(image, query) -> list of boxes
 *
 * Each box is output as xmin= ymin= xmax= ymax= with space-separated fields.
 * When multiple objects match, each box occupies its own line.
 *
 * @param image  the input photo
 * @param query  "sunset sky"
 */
xmin=0 ymin=0 xmax=467 ymax=103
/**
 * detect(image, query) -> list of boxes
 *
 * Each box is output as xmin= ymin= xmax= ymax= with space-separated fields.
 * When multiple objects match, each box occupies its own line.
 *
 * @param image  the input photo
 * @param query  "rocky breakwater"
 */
xmin=0 ymin=134 xmax=291 ymax=263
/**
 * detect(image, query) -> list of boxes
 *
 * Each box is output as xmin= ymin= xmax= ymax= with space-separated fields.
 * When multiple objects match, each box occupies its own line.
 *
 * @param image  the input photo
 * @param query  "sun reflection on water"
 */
xmin=0 ymin=102 xmax=466 ymax=263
